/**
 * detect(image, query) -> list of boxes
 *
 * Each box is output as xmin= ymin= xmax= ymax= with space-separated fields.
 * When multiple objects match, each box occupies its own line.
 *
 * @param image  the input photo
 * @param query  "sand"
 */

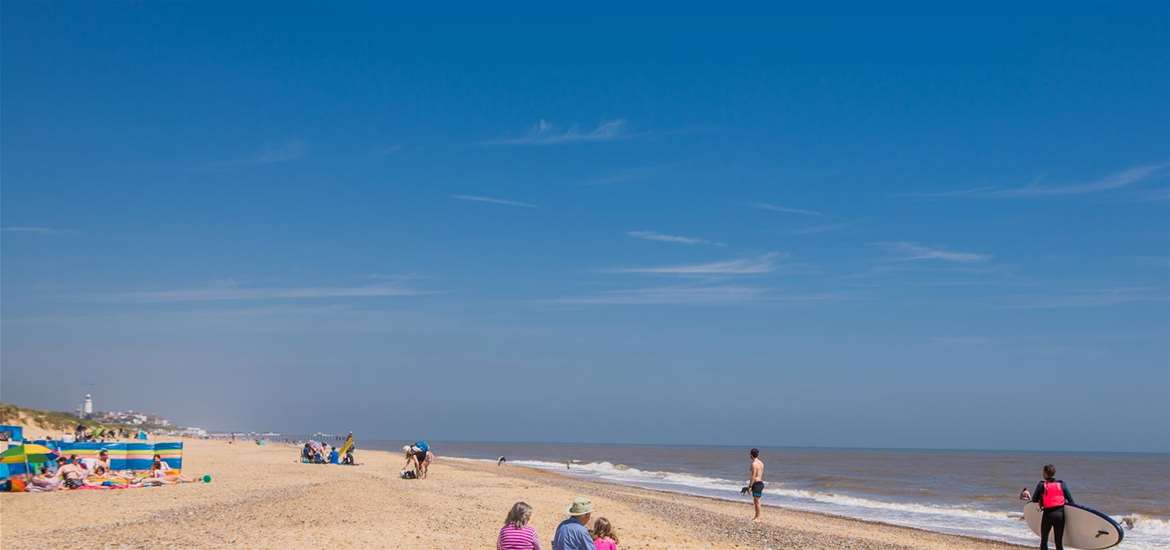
xmin=0 ymin=439 xmax=1027 ymax=549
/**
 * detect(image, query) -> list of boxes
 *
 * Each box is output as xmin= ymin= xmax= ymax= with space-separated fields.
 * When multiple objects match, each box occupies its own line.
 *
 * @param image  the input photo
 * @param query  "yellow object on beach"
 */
xmin=338 ymin=434 xmax=354 ymax=456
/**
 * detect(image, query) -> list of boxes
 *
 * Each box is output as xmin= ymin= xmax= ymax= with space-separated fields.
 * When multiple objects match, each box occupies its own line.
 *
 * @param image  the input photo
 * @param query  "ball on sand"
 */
xmin=202 ymin=474 xmax=212 ymax=483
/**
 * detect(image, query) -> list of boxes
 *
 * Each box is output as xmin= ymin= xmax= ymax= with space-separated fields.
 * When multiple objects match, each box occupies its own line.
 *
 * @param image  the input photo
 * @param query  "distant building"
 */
xmin=93 ymin=409 xmax=174 ymax=428
xmin=83 ymin=394 xmax=93 ymax=416
xmin=179 ymin=427 xmax=208 ymax=438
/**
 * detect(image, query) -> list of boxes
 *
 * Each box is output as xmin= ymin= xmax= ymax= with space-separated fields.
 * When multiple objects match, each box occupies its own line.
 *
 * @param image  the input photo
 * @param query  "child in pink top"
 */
xmin=591 ymin=517 xmax=619 ymax=550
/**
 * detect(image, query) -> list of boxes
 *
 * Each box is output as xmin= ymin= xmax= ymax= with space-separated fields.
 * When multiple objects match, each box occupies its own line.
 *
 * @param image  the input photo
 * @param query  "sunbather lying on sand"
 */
xmin=26 ymin=467 xmax=62 ymax=493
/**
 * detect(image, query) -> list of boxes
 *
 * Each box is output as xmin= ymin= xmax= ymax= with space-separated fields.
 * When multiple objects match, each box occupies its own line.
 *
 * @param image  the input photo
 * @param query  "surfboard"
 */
xmin=1023 ymin=503 xmax=1124 ymax=549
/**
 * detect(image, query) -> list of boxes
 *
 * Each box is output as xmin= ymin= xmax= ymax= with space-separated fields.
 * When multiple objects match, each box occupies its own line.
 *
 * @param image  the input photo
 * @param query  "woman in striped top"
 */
xmin=498 ymin=501 xmax=541 ymax=550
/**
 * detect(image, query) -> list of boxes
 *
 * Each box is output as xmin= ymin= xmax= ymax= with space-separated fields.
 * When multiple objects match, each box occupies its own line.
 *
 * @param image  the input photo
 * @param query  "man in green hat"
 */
xmin=551 ymin=496 xmax=596 ymax=550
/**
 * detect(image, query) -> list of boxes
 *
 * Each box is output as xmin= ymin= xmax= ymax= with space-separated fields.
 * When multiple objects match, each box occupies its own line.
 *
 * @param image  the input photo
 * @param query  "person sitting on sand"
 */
xmin=151 ymin=453 xmax=171 ymax=477
xmin=497 ymin=501 xmax=541 ymax=550
xmin=552 ymin=497 xmax=596 ymax=550
xmin=92 ymin=449 xmax=112 ymax=475
xmin=590 ymin=517 xmax=618 ymax=550
xmin=54 ymin=456 xmax=88 ymax=489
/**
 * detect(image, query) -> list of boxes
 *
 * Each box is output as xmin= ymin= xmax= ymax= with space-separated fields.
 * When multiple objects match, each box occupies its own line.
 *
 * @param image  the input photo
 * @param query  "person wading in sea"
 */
xmin=745 ymin=448 xmax=765 ymax=521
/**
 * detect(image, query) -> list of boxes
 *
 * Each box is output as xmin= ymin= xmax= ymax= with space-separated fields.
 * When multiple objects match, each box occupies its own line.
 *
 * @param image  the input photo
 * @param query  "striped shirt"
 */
xmin=498 ymin=525 xmax=541 ymax=550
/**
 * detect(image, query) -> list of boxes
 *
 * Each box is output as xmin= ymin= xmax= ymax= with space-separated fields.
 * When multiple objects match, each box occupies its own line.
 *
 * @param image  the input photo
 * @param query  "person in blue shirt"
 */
xmin=552 ymin=497 xmax=597 ymax=550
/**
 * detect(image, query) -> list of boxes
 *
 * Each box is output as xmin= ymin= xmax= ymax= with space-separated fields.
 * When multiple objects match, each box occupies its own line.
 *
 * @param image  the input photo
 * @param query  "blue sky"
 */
xmin=2 ymin=4 xmax=1168 ymax=452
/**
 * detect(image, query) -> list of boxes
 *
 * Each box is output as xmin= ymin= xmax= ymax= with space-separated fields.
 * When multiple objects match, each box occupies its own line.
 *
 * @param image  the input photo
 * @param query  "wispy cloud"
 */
xmin=209 ymin=140 xmax=306 ymax=168
xmin=605 ymin=252 xmax=783 ymax=275
xmin=546 ymin=285 xmax=766 ymax=305
xmin=84 ymin=282 xmax=437 ymax=303
xmin=450 ymin=194 xmax=537 ymax=208
xmin=544 ymin=285 xmax=843 ymax=306
xmin=627 ymin=230 xmax=725 ymax=247
xmin=872 ymin=242 xmax=992 ymax=263
xmin=582 ymin=164 xmax=676 ymax=186
xmin=1144 ymin=187 xmax=1170 ymax=201
xmin=1 ymin=226 xmax=74 ymax=235
xmin=482 ymin=119 xmax=639 ymax=146
xmin=996 ymin=287 xmax=1168 ymax=309
xmin=585 ymin=171 xmax=644 ymax=186
xmin=791 ymin=221 xmax=853 ymax=235
xmin=930 ymin=336 xmax=995 ymax=345
xmin=903 ymin=163 xmax=1169 ymax=199
xmin=750 ymin=202 xmax=823 ymax=216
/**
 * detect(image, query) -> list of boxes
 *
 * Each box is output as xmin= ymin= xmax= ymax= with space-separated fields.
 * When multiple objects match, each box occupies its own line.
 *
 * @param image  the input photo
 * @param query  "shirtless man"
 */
xmin=746 ymin=448 xmax=765 ymax=521
xmin=55 ymin=456 xmax=88 ymax=489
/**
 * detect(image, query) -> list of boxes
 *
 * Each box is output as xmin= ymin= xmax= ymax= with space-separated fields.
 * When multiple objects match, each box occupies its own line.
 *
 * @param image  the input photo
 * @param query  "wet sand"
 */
xmin=0 ymin=438 xmax=1026 ymax=549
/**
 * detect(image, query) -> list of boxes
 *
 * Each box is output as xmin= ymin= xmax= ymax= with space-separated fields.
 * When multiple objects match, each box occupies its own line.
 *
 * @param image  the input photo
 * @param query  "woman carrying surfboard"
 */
xmin=1026 ymin=464 xmax=1075 ymax=550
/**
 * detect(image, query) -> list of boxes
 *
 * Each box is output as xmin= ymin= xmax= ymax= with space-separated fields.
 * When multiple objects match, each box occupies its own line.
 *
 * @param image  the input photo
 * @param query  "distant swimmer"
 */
xmin=744 ymin=448 xmax=765 ymax=521
xmin=497 ymin=456 xmax=507 ymax=466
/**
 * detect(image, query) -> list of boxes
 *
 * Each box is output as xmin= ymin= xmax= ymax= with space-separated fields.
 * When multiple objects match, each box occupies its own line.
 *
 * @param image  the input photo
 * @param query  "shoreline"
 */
xmin=442 ymin=456 xmax=1027 ymax=549
xmin=445 ymin=455 xmax=1027 ymax=550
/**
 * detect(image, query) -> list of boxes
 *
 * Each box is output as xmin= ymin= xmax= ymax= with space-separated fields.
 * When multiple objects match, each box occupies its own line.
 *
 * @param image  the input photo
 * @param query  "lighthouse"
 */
xmin=83 ymin=394 xmax=93 ymax=416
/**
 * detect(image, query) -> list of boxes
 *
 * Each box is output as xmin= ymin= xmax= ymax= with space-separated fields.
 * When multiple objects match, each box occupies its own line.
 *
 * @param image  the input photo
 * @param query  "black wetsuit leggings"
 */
xmin=1040 ymin=507 xmax=1065 ymax=550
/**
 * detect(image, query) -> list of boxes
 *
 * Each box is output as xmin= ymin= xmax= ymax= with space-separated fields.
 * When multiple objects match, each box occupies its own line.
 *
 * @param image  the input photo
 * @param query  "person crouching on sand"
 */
xmin=497 ymin=501 xmax=540 ymax=550
xmin=552 ymin=497 xmax=596 ymax=550
xmin=402 ymin=445 xmax=422 ymax=477
xmin=590 ymin=517 xmax=619 ymax=550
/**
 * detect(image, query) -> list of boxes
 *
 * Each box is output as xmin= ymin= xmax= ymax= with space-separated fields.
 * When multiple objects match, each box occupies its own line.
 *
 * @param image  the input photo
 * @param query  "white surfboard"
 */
xmin=1023 ymin=503 xmax=1124 ymax=549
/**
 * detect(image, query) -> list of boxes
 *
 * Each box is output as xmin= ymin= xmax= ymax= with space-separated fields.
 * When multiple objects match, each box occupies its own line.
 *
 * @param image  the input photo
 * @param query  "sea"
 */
xmin=357 ymin=440 xmax=1169 ymax=549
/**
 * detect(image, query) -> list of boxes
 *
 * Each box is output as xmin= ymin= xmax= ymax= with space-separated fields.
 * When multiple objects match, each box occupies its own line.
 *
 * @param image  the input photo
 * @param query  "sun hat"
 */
xmin=567 ymin=496 xmax=593 ymax=516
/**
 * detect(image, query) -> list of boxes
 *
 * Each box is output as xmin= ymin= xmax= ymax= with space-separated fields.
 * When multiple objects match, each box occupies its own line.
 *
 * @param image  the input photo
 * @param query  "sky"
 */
xmin=2 ymin=4 xmax=1168 ymax=452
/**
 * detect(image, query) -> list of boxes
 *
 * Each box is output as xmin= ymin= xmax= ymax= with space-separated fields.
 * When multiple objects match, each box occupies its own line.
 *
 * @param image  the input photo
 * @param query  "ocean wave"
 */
xmin=509 ymin=459 xmax=1014 ymax=520
xmin=1118 ymin=514 xmax=1170 ymax=536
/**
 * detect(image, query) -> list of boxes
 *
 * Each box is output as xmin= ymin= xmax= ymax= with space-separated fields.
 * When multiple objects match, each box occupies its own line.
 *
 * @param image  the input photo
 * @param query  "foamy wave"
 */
xmin=1119 ymin=514 xmax=1170 ymax=536
xmin=511 ymin=459 xmax=1010 ymax=520
xmin=511 ymin=459 xmax=741 ymax=492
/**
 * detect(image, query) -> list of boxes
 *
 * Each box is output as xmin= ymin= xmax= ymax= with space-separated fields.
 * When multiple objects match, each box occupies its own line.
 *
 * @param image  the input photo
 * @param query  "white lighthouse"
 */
xmin=83 ymin=394 xmax=93 ymax=416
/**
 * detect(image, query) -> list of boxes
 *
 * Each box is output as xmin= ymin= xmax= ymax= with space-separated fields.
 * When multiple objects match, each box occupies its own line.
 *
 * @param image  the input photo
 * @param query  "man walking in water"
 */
xmin=746 ymin=448 xmax=765 ymax=521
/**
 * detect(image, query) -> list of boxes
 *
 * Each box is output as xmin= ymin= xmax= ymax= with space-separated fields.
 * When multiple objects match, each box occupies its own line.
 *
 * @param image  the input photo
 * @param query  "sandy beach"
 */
xmin=0 ymin=438 xmax=1027 ymax=549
